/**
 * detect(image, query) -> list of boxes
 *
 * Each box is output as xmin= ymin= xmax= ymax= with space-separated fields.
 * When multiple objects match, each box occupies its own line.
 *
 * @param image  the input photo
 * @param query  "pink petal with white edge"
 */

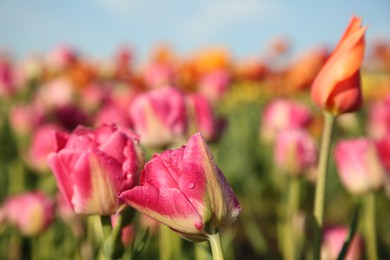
xmin=120 ymin=186 xmax=203 ymax=235
xmin=71 ymin=151 xmax=121 ymax=215
xmin=181 ymin=133 xmax=241 ymax=227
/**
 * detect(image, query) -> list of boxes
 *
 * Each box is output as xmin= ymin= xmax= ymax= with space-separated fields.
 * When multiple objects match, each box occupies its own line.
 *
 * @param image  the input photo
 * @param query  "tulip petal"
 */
xmin=71 ymin=151 xmax=120 ymax=215
xmin=180 ymin=133 xmax=241 ymax=228
xmin=98 ymin=130 xmax=126 ymax=163
xmin=141 ymin=149 xmax=183 ymax=189
xmin=47 ymin=151 xmax=77 ymax=210
xmin=120 ymin=186 xmax=202 ymax=235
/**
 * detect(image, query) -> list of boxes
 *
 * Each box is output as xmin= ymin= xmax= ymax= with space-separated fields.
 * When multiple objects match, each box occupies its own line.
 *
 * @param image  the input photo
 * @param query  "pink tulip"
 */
xmin=367 ymin=95 xmax=390 ymax=140
xmin=120 ymin=133 xmax=241 ymax=241
xmin=143 ymin=63 xmax=175 ymax=89
xmin=260 ymin=98 xmax=312 ymax=142
xmin=334 ymin=138 xmax=385 ymax=195
xmin=0 ymin=57 xmax=17 ymax=97
xmin=0 ymin=192 xmax=54 ymax=236
xmin=46 ymin=44 xmax=77 ymax=72
xmin=274 ymin=129 xmax=317 ymax=176
xmin=376 ymin=134 xmax=390 ymax=172
xmin=186 ymin=93 xmax=223 ymax=141
xmin=9 ymin=103 xmax=45 ymax=137
xmin=129 ymin=87 xmax=187 ymax=147
xmin=47 ymin=123 xmax=144 ymax=215
xmin=321 ymin=227 xmax=363 ymax=260
xmin=198 ymin=70 xmax=231 ymax=102
xmin=27 ymin=124 xmax=64 ymax=173
xmin=94 ymin=102 xmax=132 ymax=128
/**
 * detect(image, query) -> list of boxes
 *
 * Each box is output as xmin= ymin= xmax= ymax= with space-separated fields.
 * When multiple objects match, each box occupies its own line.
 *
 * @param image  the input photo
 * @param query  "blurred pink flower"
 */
xmin=37 ymin=77 xmax=75 ymax=109
xmin=1 ymin=192 xmax=54 ymax=236
xmin=376 ymin=134 xmax=390 ymax=172
xmin=334 ymin=138 xmax=385 ymax=195
xmin=0 ymin=57 xmax=17 ymax=97
xmin=27 ymin=124 xmax=64 ymax=173
xmin=367 ymin=95 xmax=390 ymax=140
xmin=120 ymin=133 xmax=240 ymax=241
xmin=186 ymin=93 xmax=223 ymax=141
xmin=129 ymin=86 xmax=187 ymax=147
xmin=274 ymin=129 xmax=317 ymax=176
xmin=111 ymin=213 xmax=135 ymax=246
xmin=47 ymin=123 xmax=144 ymax=215
xmin=143 ymin=63 xmax=175 ymax=89
xmin=321 ymin=226 xmax=363 ymax=260
xmin=46 ymin=44 xmax=77 ymax=72
xmin=198 ymin=70 xmax=231 ymax=102
xmin=9 ymin=103 xmax=45 ymax=137
xmin=95 ymin=102 xmax=132 ymax=128
xmin=260 ymin=98 xmax=312 ymax=143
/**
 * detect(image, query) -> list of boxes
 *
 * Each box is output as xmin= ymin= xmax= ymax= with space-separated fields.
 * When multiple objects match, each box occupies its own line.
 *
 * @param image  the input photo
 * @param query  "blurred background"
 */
xmin=1 ymin=1 xmax=390 ymax=259
xmin=1 ymin=0 xmax=389 ymax=61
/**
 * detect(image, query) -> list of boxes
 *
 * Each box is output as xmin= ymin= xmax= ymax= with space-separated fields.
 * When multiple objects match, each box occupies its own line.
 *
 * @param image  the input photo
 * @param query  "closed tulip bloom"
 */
xmin=334 ymin=138 xmax=385 ymax=195
xmin=274 ymin=129 xmax=317 ymax=176
xmin=27 ymin=124 xmax=63 ymax=173
xmin=129 ymin=87 xmax=187 ymax=148
xmin=321 ymin=227 xmax=363 ymax=260
xmin=261 ymin=98 xmax=312 ymax=142
xmin=120 ymin=133 xmax=241 ymax=241
xmin=311 ymin=15 xmax=367 ymax=115
xmin=367 ymin=95 xmax=390 ymax=140
xmin=47 ymin=123 xmax=144 ymax=215
xmin=1 ymin=192 xmax=54 ymax=236
xmin=186 ymin=93 xmax=223 ymax=141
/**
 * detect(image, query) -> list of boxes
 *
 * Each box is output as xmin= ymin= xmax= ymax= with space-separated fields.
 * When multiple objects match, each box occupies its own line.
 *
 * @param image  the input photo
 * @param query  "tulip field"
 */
xmin=1 ymin=16 xmax=390 ymax=260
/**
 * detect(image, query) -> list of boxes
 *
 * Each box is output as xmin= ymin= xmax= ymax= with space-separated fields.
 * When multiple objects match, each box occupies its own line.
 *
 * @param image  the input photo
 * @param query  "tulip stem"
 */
xmin=208 ymin=231 xmax=224 ymax=260
xmin=100 ymin=215 xmax=113 ymax=259
xmin=364 ymin=192 xmax=378 ymax=260
xmin=313 ymin=112 xmax=335 ymax=260
xmin=285 ymin=177 xmax=301 ymax=260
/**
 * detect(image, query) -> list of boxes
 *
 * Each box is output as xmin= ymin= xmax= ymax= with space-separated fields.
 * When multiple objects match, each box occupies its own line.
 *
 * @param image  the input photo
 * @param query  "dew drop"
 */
xmin=194 ymin=221 xmax=203 ymax=231
xmin=187 ymin=182 xmax=195 ymax=189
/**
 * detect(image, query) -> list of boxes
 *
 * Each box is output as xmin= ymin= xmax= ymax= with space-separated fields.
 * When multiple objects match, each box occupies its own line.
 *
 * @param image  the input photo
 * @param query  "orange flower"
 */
xmin=311 ymin=15 xmax=367 ymax=115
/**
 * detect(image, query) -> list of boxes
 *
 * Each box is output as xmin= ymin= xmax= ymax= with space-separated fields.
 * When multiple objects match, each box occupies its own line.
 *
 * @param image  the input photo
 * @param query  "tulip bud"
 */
xmin=260 ymin=98 xmax=312 ymax=143
xmin=311 ymin=15 xmax=367 ymax=115
xmin=274 ymin=129 xmax=317 ymax=176
xmin=321 ymin=226 xmax=363 ymax=260
xmin=120 ymin=133 xmax=241 ymax=241
xmin=1 ymin=192 xmax=54 ymax=236
xmin=47 ymin=123 xmax=144 ymax=215
xmin=129 ymin=87 xmax=187 ymax=148
xmin=334 ymin=138 xmax=385 ymax=195
xmin=367 ymin=95 xmax=390 ymax=140
xmin=186 ymin=93 xmax=223 ymax=141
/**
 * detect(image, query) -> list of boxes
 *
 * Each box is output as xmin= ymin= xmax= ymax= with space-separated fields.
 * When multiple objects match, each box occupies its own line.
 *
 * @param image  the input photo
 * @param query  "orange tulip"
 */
xmin=311 ymin=15 xmax=367 ymax=115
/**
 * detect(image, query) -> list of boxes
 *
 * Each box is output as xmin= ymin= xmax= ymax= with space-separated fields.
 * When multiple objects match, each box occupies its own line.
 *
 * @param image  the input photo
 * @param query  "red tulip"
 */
xmin=0 ymin=192 xmax=54 ymax=236
xmin=334 ymin=138 xmax=385 ymax=195
xmin=311 ymin=15 xmax=367 ymax=115
xmin=47 ymin=123 xmax=144 ymax=215
xmin=120 ymin=133 xmax=240 ymax=241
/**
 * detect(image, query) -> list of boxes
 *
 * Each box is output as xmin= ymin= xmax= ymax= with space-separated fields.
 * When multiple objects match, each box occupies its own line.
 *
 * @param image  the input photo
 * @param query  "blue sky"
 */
xmin=0 ymin=0 xmax=389 ymax=62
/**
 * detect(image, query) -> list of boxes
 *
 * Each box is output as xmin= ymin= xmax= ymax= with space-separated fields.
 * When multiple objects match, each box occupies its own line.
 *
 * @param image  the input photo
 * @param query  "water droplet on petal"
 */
xmin=187 ymin=182 xmax=195 ymax=189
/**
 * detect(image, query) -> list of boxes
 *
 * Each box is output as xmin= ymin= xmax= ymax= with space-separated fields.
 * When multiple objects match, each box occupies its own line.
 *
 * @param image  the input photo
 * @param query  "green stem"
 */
xmin=100 ymin=215 xmax=113 ymax=259
xmin=313 ymin=112 xmax=335 ymax=260
xmin=208 ymin=232 xmax=224 ymax=260
xmin=159 ymin=224 xmax=182 ymax=260
xmin=364 ymin=193 xmax=378 ymax=260
xmin=285 ymin=177 xmax=301 ymax=260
